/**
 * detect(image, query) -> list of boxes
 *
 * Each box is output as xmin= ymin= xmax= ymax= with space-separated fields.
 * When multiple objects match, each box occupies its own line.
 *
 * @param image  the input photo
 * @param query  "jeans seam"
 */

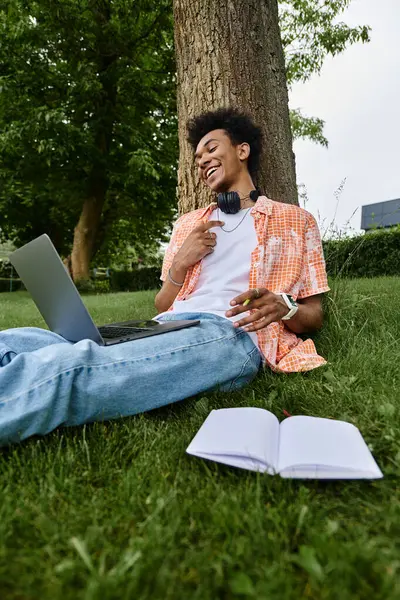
xmin=0 ymin=329 xmax=250 ymax=405
xmin=225 ymin=346 xmax=260 ymax=392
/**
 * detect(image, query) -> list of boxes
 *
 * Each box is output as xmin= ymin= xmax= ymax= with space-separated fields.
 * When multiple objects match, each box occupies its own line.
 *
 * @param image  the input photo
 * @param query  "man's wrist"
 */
xmin=170 ymin=260 xmax=188 ymax=285
xmin=278 ymin=293 xmax=299 ymax=321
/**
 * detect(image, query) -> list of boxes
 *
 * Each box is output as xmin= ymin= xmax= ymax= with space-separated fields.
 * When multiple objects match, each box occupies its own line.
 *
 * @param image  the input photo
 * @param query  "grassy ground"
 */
xmin=0 ymin=280 xmax=399 ymax=600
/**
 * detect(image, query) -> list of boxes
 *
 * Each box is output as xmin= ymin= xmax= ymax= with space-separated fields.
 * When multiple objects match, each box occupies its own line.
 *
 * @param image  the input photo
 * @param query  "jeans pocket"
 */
xmin=0 ymin=347 xmax=17 ymax=367
xmin=220 ymin=346 xmax=262 ymax=393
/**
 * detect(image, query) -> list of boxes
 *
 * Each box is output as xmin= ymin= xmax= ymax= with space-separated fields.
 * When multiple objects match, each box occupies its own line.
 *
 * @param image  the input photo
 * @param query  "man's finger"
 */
xmin=243 ymin=315 xmax=275 ymax=332
xmin=203 ymin=220 xmax=225 ymax=230
xmin=230 ymin=288 xmax=268 ymax=306
xmin=232 ymin=308 xmax=268 ymax=328
xmin=225 ymin=296 xmax=266 ymax=317
xmin=229 ymin=292 xmax=252 ymax=306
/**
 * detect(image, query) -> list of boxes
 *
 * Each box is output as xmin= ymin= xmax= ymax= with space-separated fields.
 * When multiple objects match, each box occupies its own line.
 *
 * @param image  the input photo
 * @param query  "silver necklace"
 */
xmin=218 ymin=206 xmax=253 ymax=233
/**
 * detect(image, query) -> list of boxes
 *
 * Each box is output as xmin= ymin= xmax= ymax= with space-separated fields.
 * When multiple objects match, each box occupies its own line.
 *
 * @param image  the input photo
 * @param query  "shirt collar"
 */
xmin=251 ymin=195 xmax=273 ymax=216
xmin=200 ymin=202 xmax=218 ymax=220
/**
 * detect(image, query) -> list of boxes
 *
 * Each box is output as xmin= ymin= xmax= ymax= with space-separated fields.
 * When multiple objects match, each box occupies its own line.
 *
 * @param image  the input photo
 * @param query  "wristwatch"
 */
xmin=279 ymin=293 xmax=299 ymax=321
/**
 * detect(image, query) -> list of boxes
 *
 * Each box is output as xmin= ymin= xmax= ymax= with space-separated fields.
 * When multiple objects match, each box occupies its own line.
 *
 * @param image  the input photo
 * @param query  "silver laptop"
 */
xmin=9 ymin=234 xmax=199 ymax=345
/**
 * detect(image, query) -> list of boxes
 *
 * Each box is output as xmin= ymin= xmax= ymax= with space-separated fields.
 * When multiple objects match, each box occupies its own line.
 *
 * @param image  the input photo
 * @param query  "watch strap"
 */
xmin=279 ymin=293 xmax=299 ymax=321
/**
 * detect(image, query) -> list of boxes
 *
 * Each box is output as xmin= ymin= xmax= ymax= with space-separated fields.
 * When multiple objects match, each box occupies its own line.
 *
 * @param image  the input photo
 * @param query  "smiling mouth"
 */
xmin=205 ymin=166 xmax=220 ymax=180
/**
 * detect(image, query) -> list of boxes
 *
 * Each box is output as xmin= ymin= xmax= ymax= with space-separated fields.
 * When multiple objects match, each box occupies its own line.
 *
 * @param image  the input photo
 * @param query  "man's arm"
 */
xmin=154 ymin=261 xmax=188 ymax=314
xmin=283 ymin=294 xmax=323 ymax=334
xmin=225 ymin=289 xmax=324 ymax=334
xmin=225 ymin=211 xmax=329 ymax=335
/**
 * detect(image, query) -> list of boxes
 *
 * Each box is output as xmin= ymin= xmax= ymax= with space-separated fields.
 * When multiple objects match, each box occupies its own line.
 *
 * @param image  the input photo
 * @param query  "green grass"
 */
xmin=0 ymin=281 xmax=399 ymax=600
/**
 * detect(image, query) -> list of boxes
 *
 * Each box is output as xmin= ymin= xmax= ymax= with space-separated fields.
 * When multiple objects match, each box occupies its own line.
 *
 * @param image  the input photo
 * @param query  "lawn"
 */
xmin=0 ymin=280 xmax=399 ymax=600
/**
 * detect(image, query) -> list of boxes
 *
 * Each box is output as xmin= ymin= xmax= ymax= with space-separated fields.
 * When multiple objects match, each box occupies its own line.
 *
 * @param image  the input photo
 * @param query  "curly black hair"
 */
xmin=186 ymin=107 xmax=263 ymax=179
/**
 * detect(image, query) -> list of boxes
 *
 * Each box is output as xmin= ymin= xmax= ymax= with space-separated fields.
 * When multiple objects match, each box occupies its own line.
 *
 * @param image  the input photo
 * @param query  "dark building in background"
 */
xmin=361 ymin=198 xmax=400 ymax=231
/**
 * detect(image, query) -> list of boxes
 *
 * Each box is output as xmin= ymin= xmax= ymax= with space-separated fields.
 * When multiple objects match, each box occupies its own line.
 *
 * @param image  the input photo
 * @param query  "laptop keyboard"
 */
xmin=98 ymin=326 xmax=152 ymax=339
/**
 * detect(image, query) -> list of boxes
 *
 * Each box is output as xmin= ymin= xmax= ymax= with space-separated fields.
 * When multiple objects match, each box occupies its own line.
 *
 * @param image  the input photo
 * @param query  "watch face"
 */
xmin=281 ymin=294 xmax=299 ymax=320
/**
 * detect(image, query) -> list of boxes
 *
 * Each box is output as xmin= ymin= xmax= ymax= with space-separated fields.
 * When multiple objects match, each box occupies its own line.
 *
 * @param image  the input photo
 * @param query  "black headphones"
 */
xmin=217 ymin=189 xmax=261 ymax=214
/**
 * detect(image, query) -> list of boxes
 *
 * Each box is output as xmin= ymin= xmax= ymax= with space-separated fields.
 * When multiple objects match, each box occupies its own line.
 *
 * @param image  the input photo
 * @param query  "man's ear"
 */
xmin=237 ymin=142 xmax=250 ymax=162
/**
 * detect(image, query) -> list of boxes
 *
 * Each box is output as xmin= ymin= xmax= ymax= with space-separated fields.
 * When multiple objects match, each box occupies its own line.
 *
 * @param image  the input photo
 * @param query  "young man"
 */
xmin=0 ymin=108 xmax=329 ymax=445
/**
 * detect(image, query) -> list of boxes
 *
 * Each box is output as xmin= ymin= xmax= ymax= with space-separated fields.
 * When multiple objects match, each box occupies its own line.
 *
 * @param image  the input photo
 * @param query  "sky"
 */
xmin=289 ymin=0 xmax=400 ymax=237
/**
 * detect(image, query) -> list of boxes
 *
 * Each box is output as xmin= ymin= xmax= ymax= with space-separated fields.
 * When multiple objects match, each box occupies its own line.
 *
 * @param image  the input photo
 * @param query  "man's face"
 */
xmin=194 ymin=129 xmax=249 ymax=193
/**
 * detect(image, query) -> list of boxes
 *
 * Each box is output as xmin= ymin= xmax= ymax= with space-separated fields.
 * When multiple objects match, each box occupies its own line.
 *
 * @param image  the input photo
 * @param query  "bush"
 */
xmin=74 ymin=279 xmax=111 ymax=295
xmin=92 ymin=279 xmax=111 ymax=294
xmin=0 ymin=278 xmax=25 ymax=293
xmin=74 ymin=279 xmax=96 ymax=294
xmin=323 ymin=227 xmax=400 ymax=278
xmin=110 ymin=267 xmax=161 ymax=292
xmin=0 ymin=260 xmax=13 ymax=278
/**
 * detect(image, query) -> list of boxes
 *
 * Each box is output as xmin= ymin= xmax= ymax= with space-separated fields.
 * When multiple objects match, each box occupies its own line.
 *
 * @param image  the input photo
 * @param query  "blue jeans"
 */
xmin=0 ymin=313 xmax=261 ymax=446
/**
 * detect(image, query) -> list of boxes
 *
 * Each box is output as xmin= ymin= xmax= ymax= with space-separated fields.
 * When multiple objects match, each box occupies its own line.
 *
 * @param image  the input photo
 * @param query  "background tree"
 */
xmin=173 ymin=0 xmax=298 ymax=212
xmin=0 ymin=0 xmax=178 ymax=281
xmin=0 ymin=0 xmax=370 ymax=276
xmin=172 ymin=0 xmax=370 ymax=212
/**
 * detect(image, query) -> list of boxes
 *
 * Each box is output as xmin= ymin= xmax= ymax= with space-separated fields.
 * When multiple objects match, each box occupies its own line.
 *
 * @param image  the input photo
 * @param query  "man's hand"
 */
xmin=225 ymin=288 xmax=288 ymax=332
xmin=172 ymin=220 xmax=224 ymax=272
xmin=225 ymin=289 xmax=323 ymax=334
xmin=156 ymin=220 xmax=225 ymax=313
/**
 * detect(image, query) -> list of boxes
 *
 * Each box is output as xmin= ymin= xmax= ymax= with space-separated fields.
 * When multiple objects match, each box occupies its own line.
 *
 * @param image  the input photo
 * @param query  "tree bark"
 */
xmin=70 ymin=172 xmax=108 ymax=281
xmin=173 ymin=0 xmax=297 ymax=213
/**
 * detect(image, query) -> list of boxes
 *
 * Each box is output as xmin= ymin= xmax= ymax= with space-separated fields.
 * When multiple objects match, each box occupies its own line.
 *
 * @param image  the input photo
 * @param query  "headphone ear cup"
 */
xmin=229 ymin=192 xmax=241 ymax=213
xmin=217 ymin=191 xmax=241 ymax=214
xmin=217 ymin=192 xmax=227 ymax=213
xmin=249 ymin=189 xmax=261 ymax=202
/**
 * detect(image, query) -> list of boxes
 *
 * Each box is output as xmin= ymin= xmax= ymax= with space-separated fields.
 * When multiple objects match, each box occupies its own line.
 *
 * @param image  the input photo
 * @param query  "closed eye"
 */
xmin=195 ymin=144 xmax=218 ymax=166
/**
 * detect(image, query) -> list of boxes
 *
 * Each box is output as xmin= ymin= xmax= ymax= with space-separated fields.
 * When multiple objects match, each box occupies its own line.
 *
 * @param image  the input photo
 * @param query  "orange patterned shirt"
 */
xmin=161 ymin=196 xmax=330 ymax=373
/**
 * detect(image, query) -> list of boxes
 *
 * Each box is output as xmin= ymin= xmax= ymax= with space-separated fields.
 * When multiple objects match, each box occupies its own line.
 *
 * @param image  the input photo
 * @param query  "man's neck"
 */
xmin=239 ymin=192 xmax=256 ymax=209
xmin=226 ymin=177 xmax=257 ymax=209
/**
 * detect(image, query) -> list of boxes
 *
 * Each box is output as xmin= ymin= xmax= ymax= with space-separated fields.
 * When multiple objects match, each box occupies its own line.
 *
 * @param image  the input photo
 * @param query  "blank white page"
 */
xmin=186 ymin=408 xmax=280 ymax=474
xmin=277 ymin=416 xmax=383 ymax=479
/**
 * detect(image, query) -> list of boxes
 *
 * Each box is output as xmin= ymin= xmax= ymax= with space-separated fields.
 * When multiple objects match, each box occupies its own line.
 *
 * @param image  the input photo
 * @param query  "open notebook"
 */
xmin=186 ymin=408 xmax=383 ymax=479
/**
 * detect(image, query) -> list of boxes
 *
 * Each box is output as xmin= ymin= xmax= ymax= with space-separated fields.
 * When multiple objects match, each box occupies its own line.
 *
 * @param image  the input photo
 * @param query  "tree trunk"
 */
xmin=70 ymin=176 xmax=108 ymax=282
xmin=173 ymin=0 xmax=297 ymax=213
xmin=70 ymin=148 xmax=112 ymax=282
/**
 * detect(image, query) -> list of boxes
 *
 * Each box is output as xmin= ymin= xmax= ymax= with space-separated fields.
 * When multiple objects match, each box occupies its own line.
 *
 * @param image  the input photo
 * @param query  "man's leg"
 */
xmin=0 ymin=314 xmax=261 ymax=445
xmin=0 ymin=327 xmax=67 ymax=364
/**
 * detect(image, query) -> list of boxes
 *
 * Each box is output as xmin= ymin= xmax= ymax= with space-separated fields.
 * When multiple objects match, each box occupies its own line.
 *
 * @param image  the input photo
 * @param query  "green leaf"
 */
xmin=229 ymin=572 xmax=256 ymax=597
xmin=290 ymin=109 xmax=328 ymax=147
xmin=69 ymin=537 xmax=94 ymax=573
xmin=378 ymin=403 xmax=396 ymax=418
xmin=291 ymin=545 xmax=325 ymax=582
